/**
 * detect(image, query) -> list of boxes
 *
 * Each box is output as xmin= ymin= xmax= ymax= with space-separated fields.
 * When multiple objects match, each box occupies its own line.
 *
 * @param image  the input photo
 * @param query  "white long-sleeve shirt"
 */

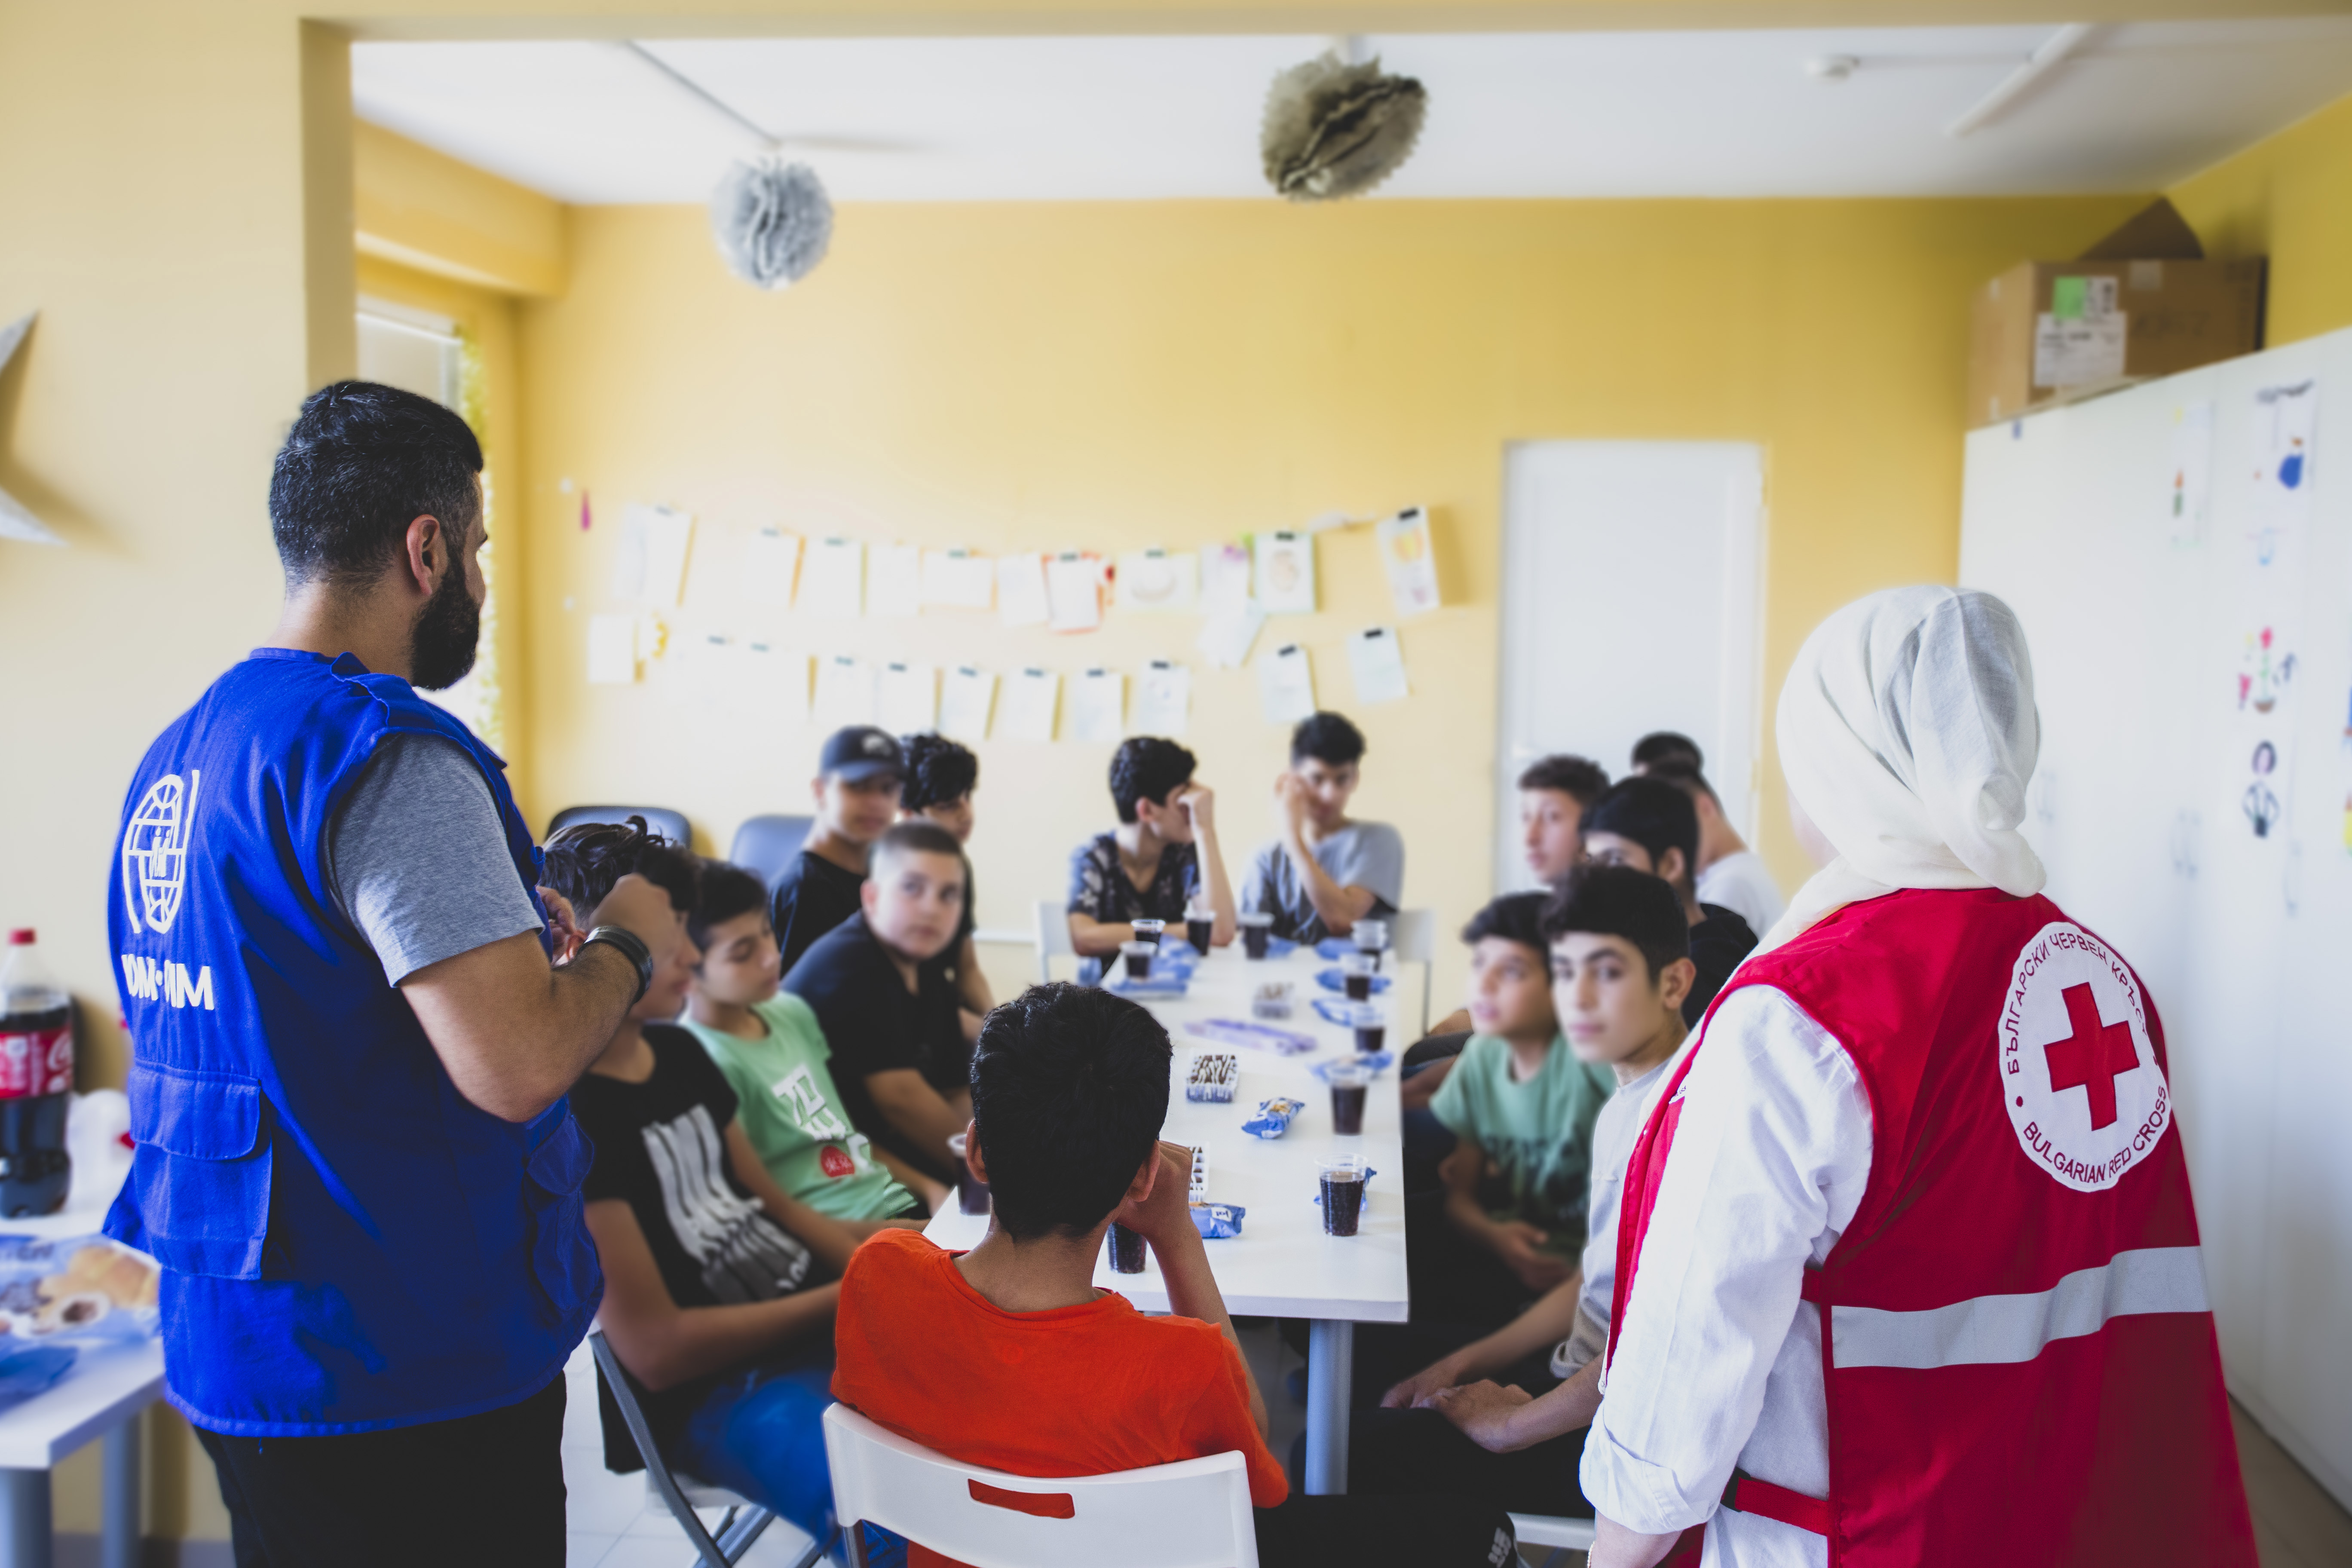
xmin=1580 ymin=984 xmax=1876 ymax=1568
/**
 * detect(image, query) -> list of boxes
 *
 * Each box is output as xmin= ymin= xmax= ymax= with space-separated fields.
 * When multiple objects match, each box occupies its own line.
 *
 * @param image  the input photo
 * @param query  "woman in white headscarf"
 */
xmin=1579 ymin=587 xmax=2252 ymax=1568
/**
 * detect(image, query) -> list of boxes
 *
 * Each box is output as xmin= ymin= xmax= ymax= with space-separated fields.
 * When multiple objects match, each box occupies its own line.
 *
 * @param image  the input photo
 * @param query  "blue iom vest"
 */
xmin=105 ymin=649 xmax=601 ymax=1435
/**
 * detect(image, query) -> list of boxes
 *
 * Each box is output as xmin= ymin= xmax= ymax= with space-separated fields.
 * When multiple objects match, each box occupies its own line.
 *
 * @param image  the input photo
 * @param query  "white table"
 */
xmin=0 ymin=1160 xmax=164 ymax=1568
xmin=925 ymin=945 xmax=1418 ymax=1495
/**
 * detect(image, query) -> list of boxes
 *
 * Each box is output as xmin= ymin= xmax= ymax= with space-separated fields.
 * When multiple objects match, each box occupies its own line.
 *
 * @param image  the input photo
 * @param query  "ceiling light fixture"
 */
xmin=1261 ymin=35 xmax=1427 ymax=201
xmin=1945 ymin=23 xmax=2096 ymax=139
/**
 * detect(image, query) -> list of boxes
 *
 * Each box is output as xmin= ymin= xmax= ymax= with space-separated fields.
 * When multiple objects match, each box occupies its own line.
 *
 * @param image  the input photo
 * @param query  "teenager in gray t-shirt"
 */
xmin=1242 ymin=711 xmax=1405 ymax=944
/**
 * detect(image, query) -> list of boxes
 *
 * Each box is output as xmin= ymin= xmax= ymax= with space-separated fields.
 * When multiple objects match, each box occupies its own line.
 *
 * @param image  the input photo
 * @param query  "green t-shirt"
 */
xmin=682 ymin=993 xmax=917 ymax=1222
xmin=1428 ymin=1032 xmax=1616 ymax=1257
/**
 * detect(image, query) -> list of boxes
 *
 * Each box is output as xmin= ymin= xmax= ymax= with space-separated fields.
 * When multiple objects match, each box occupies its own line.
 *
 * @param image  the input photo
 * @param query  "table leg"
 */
xmin=0 ymin=1467 xmax=50 ymax=1568
xmin=101 ymin=1415 xmax=138 ymax=1568
xmin=1304 ymin=1319 xmax=1354 ymax=1496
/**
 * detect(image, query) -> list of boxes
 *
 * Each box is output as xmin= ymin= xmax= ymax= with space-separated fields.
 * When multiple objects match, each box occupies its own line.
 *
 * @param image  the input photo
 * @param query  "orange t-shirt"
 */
xmin=832 ymin=1229 xmax=1289 ymax=1568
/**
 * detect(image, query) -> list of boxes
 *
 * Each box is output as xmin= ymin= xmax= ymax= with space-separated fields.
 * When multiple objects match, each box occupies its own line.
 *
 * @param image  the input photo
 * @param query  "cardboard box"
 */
xmin=1967 ymin=257 xmax=2265 ymax=427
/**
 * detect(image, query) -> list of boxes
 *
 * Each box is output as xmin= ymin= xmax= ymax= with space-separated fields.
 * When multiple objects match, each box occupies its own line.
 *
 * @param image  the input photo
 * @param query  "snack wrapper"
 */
xmin=1189 ymin=1202 xmax=1246 ymax=1240
xmin=1242 ymin=1096 xmax=1306 ymax=1139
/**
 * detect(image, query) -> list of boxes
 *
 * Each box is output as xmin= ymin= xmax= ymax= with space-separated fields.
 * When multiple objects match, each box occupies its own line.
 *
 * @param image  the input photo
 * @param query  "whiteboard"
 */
xmin=1960 ymin=328 xmax=2352 ymax=1510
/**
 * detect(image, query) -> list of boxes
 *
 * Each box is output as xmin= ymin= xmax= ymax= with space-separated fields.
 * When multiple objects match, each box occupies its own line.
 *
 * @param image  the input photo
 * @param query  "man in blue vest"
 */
xmin=108 ymin=382 xmax=680 ymax=1565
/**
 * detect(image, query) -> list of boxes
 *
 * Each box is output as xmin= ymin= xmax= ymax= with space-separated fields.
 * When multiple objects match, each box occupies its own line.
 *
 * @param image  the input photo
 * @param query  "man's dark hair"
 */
xmin=1461 ymin=891 xmax=1548 ymax=953
xmin=871 ymin=817 xmax=967 ymax=878
xmin=540 ymin=816 xmax=698 ymax=917
xmin=1108 ymin=737 xmax=1197 ymax=824
xmin=1540 ymin=864 xmax=1691 ymax=983
xmin=688 ymin=860 xmax=770 ymax=952
xmin=969 ymin=983 xmax=1172 ymax=1240
xmin=1644 ymin=760 xmax=1720 ymax=805
xmin=1290 ymin=710 xmax=1366 ymax=768
xmin=900 ymin=734 xmax=979 ymax=813
xmin=1517 ymin=754 xmax=1609 ymax=806
xmin=270 ymin=380 xmax=484 ymax=586
xmin=1584 ymin=778 xmax=1701 ymax=893
xmin=1631 ymin=731 xmax=1703 ymax=773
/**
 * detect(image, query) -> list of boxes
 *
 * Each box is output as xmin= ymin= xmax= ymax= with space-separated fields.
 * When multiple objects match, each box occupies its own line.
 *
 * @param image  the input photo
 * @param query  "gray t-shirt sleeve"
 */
xmin=325 ymin=734 xmax=544 ymax=985
xmin=1328 ymin=822 xmax=1406 ymax=908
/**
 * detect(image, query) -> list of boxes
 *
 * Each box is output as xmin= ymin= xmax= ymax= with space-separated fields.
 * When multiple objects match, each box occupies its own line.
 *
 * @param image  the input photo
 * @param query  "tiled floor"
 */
xmin=560 ymin=1335 xmax=2352 ymax=1568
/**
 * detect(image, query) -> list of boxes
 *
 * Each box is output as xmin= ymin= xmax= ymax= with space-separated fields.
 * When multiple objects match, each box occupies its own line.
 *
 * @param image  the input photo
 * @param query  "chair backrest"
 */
xmin=823 ymin=1405 xmax=1257 ymax=1568
xmin=1387 ymin=908 xmax=1438 ymax=1035
xmin=731 ymin=814 xmax=818 ymax=890
xmin=547 ymin=804 xmax=693 ymax=849
xmin=1032 ymin=898 xmax=1076 ymax=985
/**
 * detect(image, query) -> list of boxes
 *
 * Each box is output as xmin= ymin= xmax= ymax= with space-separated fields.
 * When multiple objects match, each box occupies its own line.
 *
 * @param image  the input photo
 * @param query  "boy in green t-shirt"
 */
xmin=1423 ymin=892 xmax=1615 ymax=1316
xmin=683 ymin=862 xmax=933 ymax=1220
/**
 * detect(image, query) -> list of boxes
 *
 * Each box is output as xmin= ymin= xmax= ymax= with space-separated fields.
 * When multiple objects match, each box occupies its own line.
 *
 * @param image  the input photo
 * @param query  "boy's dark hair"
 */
xmin=1631 ymin=731 xmax=1703 ymax=773
xmin=1584 ymin=778 xmax=1701 ymax=892
xmin=1540 ymin=864 xmax=1691 ymax=983
xmin=1109 ymin=737 xmax=1197 ymax=824
xmin=969 ymin=983 xmax=1173 ymax=1240
xmin=1290 ymin=710 xmax=1366 ymax=768
xmin=688 ymin=860 xmax=770 ymax=952
xmin=1461 ymin=891 xmax=1548 ymax=953
xmin=870 ymin=817 xmax=968 ymax=878
xmin=270 ymin=380 xmax=484 ymax=587
xmin=1517 ymin=754 xmax=1609 ymax=805
xmin=1644 ymin=760 xmax=1720 ymax=805
xmin=900 ymin=734 xmax=979 ymax=812
xmin=540 ymin=816 xmax=699 ymax=917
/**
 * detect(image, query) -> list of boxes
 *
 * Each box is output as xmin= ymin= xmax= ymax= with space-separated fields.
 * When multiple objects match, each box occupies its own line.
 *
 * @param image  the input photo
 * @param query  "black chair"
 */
xmin=729 ymin=814 xmax=816 ymax=891
xmin=546 ymin=805 xmax=693 ymax=848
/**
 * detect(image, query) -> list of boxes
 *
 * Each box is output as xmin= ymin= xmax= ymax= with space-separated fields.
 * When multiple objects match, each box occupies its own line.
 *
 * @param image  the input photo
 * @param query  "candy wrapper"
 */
xmin=1186 ymin=1019 xmax=1316 ymax=1056
xmin=1190 ymin=1202 xmax=1246 ymax=1240
xmin=0 ymin=1234 xmax=161 ymax=1416
xmin=1243 ymin=1096 xmax=1306 ymax=1139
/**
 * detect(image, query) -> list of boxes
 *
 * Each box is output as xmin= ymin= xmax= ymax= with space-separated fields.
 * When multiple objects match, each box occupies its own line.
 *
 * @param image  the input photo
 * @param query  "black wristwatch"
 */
xmin=581 ymin=925 xmax=654 ymax=1004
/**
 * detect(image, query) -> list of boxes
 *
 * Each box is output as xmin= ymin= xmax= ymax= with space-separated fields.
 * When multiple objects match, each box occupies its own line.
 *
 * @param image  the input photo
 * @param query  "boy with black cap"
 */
xmin=772 ymin=725 xmax=903 ymax=974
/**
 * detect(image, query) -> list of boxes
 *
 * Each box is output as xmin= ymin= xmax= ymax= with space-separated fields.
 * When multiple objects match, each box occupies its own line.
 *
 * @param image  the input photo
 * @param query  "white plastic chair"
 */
xmin=1032 ymin=898 xmax=1078 ymax=985
xmin=1387 ymin=907 xmax=1438 ymax=1035
xmin=1509 ymin=1512 xmax=1597 ymax=1566
xmin=823 ymin=1404 xmax=1259 ymax=1568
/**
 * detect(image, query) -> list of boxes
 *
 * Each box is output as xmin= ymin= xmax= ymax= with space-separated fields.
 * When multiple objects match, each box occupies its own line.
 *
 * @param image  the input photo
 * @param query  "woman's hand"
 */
xmin=1425 ymin=1380 xmax=1535 ymax=1453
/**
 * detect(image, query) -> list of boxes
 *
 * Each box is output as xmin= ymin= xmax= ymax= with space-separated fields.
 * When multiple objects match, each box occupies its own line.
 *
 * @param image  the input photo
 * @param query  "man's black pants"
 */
xmin=196 ymin=1377 xmax=568 ymax=1568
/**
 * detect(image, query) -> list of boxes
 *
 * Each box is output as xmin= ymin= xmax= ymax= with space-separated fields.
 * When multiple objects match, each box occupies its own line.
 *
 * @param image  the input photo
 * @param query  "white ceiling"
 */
xmin=352 ymin=20 xmax=2352 ymax=204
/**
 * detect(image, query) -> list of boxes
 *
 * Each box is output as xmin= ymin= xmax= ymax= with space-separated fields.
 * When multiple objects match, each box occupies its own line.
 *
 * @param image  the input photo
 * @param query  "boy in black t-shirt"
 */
xmin=784 ymin=819 xmax=972 ymax=1186
xmin=771 ymin=726 xmax=904 ymax=975
xmin=1580 ymin=777 xmax=1758 ymax=1024
xmin=543 ymin=818 xmax=919 ymax=1560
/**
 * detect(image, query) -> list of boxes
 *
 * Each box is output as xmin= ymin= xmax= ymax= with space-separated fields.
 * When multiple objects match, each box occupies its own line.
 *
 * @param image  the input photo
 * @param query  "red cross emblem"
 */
xmin=2043 ymin=983 xmax=2140 ymax=1130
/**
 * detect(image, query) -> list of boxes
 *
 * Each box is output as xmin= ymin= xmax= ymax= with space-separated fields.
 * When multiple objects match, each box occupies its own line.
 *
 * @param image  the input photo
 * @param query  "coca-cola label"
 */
xmin=0 ymin=1026 xmax=72 ymax=1099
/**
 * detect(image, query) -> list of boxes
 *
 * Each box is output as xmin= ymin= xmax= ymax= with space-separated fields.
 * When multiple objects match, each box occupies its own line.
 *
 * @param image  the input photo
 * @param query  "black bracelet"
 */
xmin=582 ymin=925 xmax=653 ymax=1004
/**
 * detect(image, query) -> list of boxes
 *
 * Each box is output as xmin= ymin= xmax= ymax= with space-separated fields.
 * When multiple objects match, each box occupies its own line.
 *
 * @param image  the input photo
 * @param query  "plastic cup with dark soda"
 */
xmin=1350 ymin=1003 xmax=1387 ymax=1056
xmin=1352 ymin=918 xmax=1390 ymax=972
xmin=1108 ymin=1221 xmax=1148 ymax=1273
xmin=1319 ymin=1155 xmax=1368 ymax=1238
xmin=1239 ymin=911 xmax=1274 ymax=960
xmin=1340 ymin=951 xmax=1375 ymax=1001
xmin=1130 ymin=919 xmax=1165 ymax=948
xmin=946 ymin=1132 xmax=990 ymax=1217
xmin=1326 ymin=1061 xmax=1370 ymax=1136
xmin=1119 ymin=940 xmax=1155 ymax=981
xmin=1185 ymin=899 xmax=1215 ymax=954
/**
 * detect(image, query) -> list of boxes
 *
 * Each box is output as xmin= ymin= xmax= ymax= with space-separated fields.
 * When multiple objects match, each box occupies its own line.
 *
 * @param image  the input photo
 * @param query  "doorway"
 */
xmin=1494 ymin=441 xmax=1765 ymax=892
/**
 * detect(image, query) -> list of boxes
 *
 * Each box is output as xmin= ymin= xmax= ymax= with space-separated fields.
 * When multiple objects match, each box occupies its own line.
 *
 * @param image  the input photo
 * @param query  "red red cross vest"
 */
xmin=1608 ymin=887 xmax=2254 ymax=1567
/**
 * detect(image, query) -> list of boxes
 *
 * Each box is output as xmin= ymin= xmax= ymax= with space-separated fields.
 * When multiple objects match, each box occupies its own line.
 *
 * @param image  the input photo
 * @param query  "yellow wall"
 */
xmin=517 ymin=195 xmax=2145 ymax=1004
xmin=358 ymin=122 xmax=569 ymax=296
xmin=2170 ymin=89 xmax=2352 ymax=348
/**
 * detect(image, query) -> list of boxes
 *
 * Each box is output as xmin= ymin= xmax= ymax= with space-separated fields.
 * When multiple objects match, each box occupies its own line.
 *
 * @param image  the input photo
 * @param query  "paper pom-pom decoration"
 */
xmin=1261 ymin=50 xmax=1427 ymax=202
xmin=710 ymin=156 xmax=834 ymax=289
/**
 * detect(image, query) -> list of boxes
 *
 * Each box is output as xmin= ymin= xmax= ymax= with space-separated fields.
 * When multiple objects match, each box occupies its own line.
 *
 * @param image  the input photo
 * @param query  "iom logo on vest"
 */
xmin=2000 ymin=921 xmax=2169 ymax=1192
xmin=121 ymin=771 xmax=197 ymax=936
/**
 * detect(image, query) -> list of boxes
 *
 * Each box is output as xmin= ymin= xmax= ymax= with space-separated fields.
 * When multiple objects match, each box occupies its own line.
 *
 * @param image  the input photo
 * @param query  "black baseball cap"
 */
xmin=820 ymin=726 xmax=904 ymax=784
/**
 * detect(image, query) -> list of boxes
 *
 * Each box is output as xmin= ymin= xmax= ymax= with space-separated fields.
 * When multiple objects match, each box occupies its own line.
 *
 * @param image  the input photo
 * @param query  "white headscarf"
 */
xmin=1759 ymin=585 xmax=2045 ymax=952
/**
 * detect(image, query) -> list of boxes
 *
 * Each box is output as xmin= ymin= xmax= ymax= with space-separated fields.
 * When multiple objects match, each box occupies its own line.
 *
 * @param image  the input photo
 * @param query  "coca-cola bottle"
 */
xmin=0 ymin=930 xmax=74 ymax=1216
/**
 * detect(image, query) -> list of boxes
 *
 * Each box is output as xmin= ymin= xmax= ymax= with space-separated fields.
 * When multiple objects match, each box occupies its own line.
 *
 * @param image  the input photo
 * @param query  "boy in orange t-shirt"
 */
xmin=833 ymin=983 xmax=1513 ymax=1568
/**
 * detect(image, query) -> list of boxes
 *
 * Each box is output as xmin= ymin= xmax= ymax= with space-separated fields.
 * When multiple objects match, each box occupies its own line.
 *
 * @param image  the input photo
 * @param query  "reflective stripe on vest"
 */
xmin=1822 ymin=1245 xmax=2210 ymax=1371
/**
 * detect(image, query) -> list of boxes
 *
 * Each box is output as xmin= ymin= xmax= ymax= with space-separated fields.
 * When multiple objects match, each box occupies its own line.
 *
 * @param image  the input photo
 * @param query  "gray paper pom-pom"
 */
xmin=1262 ymin=51 xmax=1427 ymax=202
xmin=710 ymin=157 xmax=833 ymax=289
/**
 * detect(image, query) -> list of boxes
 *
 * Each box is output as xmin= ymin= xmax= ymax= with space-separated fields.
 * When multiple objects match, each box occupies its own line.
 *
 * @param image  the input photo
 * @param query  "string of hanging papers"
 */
xmin=581 ymin=503 xmax=1441 ymax=740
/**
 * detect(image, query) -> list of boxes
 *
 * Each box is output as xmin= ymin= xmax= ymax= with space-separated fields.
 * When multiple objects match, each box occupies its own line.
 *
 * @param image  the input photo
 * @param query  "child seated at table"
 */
xmin=1348 ymin=867 xmax=1694 ymax=1514
xmin=682 ymin=859 xmax=942 ymax=1217
xmin=1066 ymin=735 xmax=1237 ymax=980
xmin=830 ymin=982 xmax=1515 ymax=1568
xmin=542 ymin=820 xmax=917 ymax=1563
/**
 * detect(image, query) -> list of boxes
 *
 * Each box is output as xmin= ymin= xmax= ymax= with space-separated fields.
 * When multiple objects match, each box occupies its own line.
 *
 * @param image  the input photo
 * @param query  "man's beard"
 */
xmin=409 ymin=562 xmax=483 ymax=691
